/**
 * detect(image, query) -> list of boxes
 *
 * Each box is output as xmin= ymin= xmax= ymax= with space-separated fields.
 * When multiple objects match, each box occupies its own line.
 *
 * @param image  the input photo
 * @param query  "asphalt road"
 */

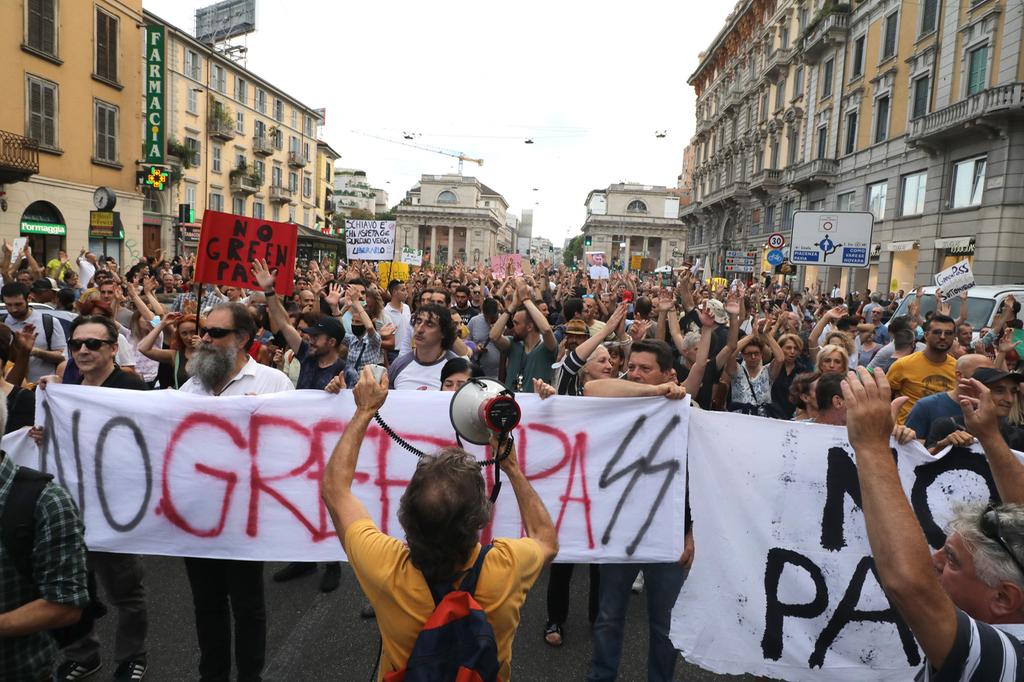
xmin=89 ymin=556 xmax=759 ymax=681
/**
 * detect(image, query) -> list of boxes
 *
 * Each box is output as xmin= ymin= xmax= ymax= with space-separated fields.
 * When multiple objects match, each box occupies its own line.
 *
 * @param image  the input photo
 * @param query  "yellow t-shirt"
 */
xmin=886 ymin=351 xmax=956 ymax=424
xmin=344 ymin=518 xmax=544 ymax=681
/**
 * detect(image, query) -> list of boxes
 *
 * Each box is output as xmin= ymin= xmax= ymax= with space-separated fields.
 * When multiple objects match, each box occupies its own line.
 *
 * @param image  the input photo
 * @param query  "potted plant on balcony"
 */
xmin=229 ymin=160 xmax=250 ymax=181
xmin=166 ymin=138 xmax=193 ymax=169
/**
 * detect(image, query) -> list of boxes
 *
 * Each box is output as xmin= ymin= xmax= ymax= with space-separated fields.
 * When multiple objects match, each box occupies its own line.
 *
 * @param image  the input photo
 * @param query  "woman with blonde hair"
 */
xmin=816 ymin=343 xmax=850 ymax=375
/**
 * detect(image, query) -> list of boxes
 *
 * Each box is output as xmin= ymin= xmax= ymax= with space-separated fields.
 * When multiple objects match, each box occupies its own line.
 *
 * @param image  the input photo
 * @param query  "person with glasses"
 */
xmin=844 ymin=367 xmax=1024 ymax=681
xmin=886 ymin=314 xmax=958 ymax=425
xmin=177 ymin=302 xmax=293 ymax=682
xmin=28 ymin=315 xmax=151 ymax=682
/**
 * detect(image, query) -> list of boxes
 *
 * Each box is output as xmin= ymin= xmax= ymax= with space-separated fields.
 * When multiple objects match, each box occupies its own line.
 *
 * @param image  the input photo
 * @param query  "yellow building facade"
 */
xmin=0 ymin=0 xmax=145 ymax=266
xmin=143 ymin=11 xmax=327 ymax=256
xmin=315 ymin=141 xmax=341 ymax=234
xmin=683 ymin=0 xmax=1024 ymax=290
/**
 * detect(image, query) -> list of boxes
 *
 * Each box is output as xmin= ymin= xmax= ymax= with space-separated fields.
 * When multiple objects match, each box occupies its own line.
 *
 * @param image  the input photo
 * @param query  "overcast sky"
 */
xmin=146 ymin=0 xmax=733 ymax=245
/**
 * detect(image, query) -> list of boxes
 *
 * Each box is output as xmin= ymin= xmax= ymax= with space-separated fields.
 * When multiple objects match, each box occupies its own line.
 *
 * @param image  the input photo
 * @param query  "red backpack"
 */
xmin=386 ymin=545 xmax=500 ymax=682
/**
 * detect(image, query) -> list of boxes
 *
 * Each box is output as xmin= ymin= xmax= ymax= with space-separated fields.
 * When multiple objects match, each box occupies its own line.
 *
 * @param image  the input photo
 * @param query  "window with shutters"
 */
xmin=209 ymin=193 xmax=224 ymax=212
xmin=211 ymin=64 xmax=226 ymax=94
xmin=288 ymin=171 xmax=298 ymax=192
xmin=912 ymin=76 xmax=931 ymax=119
xmin=184 ymin=50 xmax=201 ymax=80
xmin=303 ymin=175 xmax=312 ymax=198
xmin=920 ymin=0 xmax=939 ymax=36
xmin=25 ymin=75 xmax=57 ymax=148
xmin=25 ymin=0 xmax=57 ymax=58
xmin=94 ymin=9 xmax=118 ymax=83
xmin=94 ymin=100 xmax=118 ymax=164
xmin=274 ymin=99 xmax=284 ymax=122
xmin=253 ymin=202 xmax=264 ymax=219
xmin=881 ymin=13 xmax=898 ymax=61
xmin=185 ymin=137 xmax=200 ymax=166
xmin=235 ymin=77 xmax=247 ymax=104
xmin=233 ymin=196 xmax=245 ymax=215
xmin=255 ymin=88 xmax=267 ymax=113
xmin=967 ymin=45 xmax=988 ymax=95
xmin=212 ymin=144 xmax=221 ymax=173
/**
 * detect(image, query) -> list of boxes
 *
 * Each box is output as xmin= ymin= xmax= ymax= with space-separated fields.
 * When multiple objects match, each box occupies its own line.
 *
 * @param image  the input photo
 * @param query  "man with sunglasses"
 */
xmin=40 ymin=315 xmax=151 ymax=682
xmin=178 ymin=302 xmax=292 ymax=682
xmin=844 ymin=367 xmax=1024 ymax=681
xmin=886 ymin=314 xmax=958 ymax=425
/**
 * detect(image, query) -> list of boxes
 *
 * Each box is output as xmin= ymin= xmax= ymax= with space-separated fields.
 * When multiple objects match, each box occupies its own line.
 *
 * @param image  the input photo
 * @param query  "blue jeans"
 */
xmin=587 ymin=563 xmax=686 ymax=682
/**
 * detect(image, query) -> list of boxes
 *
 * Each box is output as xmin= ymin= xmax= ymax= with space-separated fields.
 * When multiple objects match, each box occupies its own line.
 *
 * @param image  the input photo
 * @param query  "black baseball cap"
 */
xmin=973 ymin=367 xmax=1024 ymax=386
xmin=300 ymin=316 xmax=344 ymax=342
xmin=31 ymin=277 xmax=60 ymax=292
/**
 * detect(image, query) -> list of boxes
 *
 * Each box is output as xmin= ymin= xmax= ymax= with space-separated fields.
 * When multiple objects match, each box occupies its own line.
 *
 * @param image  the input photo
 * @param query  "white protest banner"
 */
xmin=10 ymin=237 xmax=27 ymax=266
xmin=400 ymin=246 xmax=423 ymax=266
xmin=934 ymin=259 xmax=975 ymax=301
xmin=345 ymin=220 xmax=396 ymax=261
xmin=671 ymin=410 xmax=1006 ymax=681
xmin=8 ymin=387 xmax=687 ymax=564
xmin=490 ymin=253 xmax=522 ymax=278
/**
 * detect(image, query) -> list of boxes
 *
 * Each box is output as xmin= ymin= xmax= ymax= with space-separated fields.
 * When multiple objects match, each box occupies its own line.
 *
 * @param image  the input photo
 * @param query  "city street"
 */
xmin=92 ymin=556 xmax=752 ymax=681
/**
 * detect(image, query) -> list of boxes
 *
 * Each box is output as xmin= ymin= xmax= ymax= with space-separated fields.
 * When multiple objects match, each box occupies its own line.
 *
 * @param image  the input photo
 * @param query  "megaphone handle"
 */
xmin=490 ymin=467 xmax=502 ymax=503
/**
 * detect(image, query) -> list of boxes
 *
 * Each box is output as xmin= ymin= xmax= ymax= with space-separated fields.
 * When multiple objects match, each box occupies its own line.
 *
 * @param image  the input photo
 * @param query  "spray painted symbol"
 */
xmin=817 ymin=236 xmax=842 ymax=263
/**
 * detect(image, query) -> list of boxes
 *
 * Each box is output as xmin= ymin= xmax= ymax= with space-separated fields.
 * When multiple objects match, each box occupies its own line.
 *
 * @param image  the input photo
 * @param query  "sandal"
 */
xmin=544 ymin=622 xmax=563 ymax=647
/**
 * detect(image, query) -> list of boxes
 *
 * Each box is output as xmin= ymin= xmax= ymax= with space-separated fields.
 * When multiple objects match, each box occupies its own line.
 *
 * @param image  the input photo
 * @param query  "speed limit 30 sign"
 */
xmin=768 ymin=232 xmax=785 ymax=249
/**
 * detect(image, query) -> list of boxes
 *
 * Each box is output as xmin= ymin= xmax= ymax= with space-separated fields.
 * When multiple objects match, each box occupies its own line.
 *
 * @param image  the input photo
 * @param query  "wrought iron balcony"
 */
xmin=0 ymin=130 xmax=39 ymax=184
xmin=908 ymin=82 xmax=1024 ymax=148
xmin=801 ymin=11 xmax=849 ymax=63
xmin=287 ymin=151 xmax=307 ymax=168
xmin=269 ymin=184 xmax=294 ymax=204
xmin=209 ymin=117 xmax=236 ymax=141
xmin=252 ymin=135 xmax=274 ymax=156
xmin=783 ymin=159 xmax=838 ymax=190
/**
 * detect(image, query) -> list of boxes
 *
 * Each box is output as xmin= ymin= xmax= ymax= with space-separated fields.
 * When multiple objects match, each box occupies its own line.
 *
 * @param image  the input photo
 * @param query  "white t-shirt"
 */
xmin=179 ymin=355 xmax=294 ymax=396
xmin=5 ymin=309 xmax=67 ymax=382
xmin=388 ymin=349 xmax=460 ymax=391
xmin=384 ymin=302 xmax=412 ymax=354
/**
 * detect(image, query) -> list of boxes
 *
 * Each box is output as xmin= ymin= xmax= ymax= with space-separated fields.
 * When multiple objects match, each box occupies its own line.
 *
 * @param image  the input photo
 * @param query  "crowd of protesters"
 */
xmin=4 ymin=239 xmax=1024 ymax=681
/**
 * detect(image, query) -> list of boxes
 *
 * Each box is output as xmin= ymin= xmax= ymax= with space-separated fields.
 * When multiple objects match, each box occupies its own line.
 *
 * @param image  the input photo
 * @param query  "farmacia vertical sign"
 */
xmin=145 ymin=25 xmax=165 ymax=164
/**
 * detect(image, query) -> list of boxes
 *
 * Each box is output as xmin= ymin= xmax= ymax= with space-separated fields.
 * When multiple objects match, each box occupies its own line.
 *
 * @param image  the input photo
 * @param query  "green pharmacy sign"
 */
xmin=145 ymin=25 xmax=165 ymax=164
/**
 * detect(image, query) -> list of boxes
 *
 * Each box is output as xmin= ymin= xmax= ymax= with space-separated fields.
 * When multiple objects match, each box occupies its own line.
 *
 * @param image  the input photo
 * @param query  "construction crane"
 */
xmin=351 ymin=131 xmax=483 ymax=174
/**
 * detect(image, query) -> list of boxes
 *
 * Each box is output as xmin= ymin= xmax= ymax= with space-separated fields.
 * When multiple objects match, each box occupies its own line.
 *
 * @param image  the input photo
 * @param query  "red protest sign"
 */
xmin=194 ymin=211 xmax=297 ymax=295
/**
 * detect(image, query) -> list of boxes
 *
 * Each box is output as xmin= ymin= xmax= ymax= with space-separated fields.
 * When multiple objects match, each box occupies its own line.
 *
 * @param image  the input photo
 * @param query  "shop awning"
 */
xmin=296 ymin=224 xmax=346 ymax=246
xmin=886 ymin=241 xmax=918 ymax=252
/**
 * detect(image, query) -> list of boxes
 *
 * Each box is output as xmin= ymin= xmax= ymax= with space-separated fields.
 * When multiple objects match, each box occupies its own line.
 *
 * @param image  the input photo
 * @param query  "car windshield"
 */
xmin=891 ymin=294 xmax=995 ymax=330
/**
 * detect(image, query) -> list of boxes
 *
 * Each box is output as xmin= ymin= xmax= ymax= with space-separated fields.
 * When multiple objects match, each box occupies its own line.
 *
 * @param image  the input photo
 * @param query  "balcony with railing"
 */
xmin=269 ymin=184 xmax=294 ymax=204
xmin=908 ymin=82 xmax=1024 ymax=147
xmin=287 ymin=151 xmax=307 ymax=168
xmin=783 ymin=159 xmax=838 ymax=190
xmin=230 ymin=170 xmax=261 ymax=196
xmin=209 ymin=117 xmax=236 ymax=141
xmin=0 ymin=130 xmax=39 ymax=184
xmin=252 ymin=135 xmax=274 ymax=156
xmin=801 ymin=10 xmax=850 ymax=63
xmin=701 ymin=181 xmax=751 ymax=208
xmin=748 ymin=168 xmax=782 ymax=195
xmin=761 ymin=47 xmax=794 ymax=80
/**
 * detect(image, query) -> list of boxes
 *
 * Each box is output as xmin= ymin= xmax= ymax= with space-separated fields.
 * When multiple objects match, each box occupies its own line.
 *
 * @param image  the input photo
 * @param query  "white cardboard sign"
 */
xmin=345 ymin=220 xmax=396 ymax=261
xmin=934 ymin=259 xmax=975 ymax=300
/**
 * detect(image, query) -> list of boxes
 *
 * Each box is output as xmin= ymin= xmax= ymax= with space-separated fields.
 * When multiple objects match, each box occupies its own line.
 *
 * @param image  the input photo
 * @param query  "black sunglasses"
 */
xmin=981 ymin=504 xmax=1024 ymax=578
xmin=199 ymin=326 xmax=235 ymax=339
xmin=69 ymin=338 xmax=113 ymax=352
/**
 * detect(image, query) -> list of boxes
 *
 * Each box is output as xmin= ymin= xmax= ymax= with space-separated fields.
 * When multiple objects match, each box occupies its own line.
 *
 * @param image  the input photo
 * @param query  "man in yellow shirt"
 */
xmin=322 ymin=367 xmax=558 ymax=680
xmin=886 ymin=314 xmax=957 ymax=424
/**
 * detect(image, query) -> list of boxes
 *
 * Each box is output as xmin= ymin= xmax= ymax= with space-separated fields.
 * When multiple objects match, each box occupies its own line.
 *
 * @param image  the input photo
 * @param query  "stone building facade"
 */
xmin=582 ymin=184 xmax=685 ymax=270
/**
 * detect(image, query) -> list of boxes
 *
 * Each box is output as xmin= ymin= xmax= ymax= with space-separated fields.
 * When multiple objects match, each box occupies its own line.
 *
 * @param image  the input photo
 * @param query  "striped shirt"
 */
xmin=917 ymin=609 xmax=1024 ymax=681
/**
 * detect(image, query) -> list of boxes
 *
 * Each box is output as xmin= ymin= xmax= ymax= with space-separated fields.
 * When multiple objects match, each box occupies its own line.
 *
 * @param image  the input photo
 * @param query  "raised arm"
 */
xmin=715 ymin=295 xmax=742 ymax=371
xmin=519 ymin=281 xmax=556 ymax=352
xmin=681 ymin=324 xmax=714 ymax=397
xmin=136 ymin=313 xmax=177 ymax=364
xmin=763 ymin=318 xmax=786 ymax=381
xmin=808 ymin=306 xmax=843 ymax=354
xmin=576 ymin=302 xmax=626 ymax=362
xmin=252 ymin=258 xmax=301 ymax=353
xmin=488 ymin=286 xmax=520 ymax=352
xmin=961 ymin=378 xmax=1024 ymax=504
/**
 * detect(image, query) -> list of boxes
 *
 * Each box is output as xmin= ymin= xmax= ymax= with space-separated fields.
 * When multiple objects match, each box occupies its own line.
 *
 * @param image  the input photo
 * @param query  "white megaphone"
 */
xmin=449 ymin=378 xmax=522 ymax=446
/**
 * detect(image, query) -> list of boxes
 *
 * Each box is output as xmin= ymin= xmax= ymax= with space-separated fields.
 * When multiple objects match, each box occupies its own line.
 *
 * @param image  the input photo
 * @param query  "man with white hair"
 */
xmin=844 ymin=367 xmax=1024 ymax=679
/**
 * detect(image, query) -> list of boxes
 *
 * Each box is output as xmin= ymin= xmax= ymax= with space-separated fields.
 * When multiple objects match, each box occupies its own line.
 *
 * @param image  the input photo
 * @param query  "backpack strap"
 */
xmin=1 ymin=465 xmax=54 ymax=580
xmin=41 ymin=313 xmax=53 ymax=351
xmin=427 ymin=544 xmax=493 ymax=606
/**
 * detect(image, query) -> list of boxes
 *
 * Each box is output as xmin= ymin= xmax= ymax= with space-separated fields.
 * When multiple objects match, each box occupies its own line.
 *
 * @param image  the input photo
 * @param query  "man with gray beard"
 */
xmin=178 ymin=303 xmax=292 ymax=682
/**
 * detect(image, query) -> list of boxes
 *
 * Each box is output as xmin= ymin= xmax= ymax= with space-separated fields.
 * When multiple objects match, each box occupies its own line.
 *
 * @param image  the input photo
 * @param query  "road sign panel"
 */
xmin=766 ymin=249 xmax=785 ymax=266
xmin=768 ymin=233 xmax=785 ymax=249
xmin=789 ymin=211 xmax=873 ymax=268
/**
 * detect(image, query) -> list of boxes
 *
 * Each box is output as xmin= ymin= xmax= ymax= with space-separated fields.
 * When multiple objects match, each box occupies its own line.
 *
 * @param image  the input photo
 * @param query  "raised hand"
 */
xmin=251 ymin=258 xmax=276 ymax=291
xmin=324 ymin=282 xmax=343 ymax=309
xmin=841 ymin=368 xmax=908 ymax=449
xmin=15 ymin=324 xmax=37 ymax=356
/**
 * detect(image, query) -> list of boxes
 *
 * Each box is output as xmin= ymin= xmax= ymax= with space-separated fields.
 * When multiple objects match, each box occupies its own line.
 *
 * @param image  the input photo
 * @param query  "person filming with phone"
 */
xmin=322 ymin=366 xmax=558 ymax=681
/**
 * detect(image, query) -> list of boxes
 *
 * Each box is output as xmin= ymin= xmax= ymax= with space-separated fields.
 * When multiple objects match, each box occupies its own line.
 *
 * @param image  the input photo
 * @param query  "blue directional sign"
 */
xmin=766 ymin=249 xmax=785 ymax=266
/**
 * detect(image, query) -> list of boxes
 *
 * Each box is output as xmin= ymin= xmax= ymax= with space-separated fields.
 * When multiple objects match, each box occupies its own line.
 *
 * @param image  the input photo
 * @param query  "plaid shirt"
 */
xmin=0 ymin=455 xmax=89 ymax=681
xmin=344 ymin=328 xmax=382 ymax=372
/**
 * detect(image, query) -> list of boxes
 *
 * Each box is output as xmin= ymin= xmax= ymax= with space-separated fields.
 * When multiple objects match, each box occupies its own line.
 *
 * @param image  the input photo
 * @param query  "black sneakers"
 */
xmin=56 ymin=657 xmax=102 ymax=681
xmin=319 ymin=563 xmax=342 ymax=593
xmin=113 ymin=658 xmax=147 ymax=681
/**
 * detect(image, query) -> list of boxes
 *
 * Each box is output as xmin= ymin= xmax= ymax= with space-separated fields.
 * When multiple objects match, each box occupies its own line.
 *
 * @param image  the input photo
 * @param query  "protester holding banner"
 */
xmin=178 ymin=303 xmax=293 ymax=682
xmin=844 ymin=367 xmax=1024 ymax=681
xmin=389 ymin=305 xmax=464 ymax=391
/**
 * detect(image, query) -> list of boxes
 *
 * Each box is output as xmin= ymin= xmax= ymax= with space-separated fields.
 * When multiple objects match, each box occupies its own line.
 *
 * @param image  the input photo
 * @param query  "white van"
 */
xmin=889 ymin=284 xmax=1024 ymax=332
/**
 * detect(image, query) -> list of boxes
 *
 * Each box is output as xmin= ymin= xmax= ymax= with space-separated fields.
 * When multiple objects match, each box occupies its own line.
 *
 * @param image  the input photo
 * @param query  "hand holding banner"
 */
xmin=194 ymin=211 xmax=297 ymax=295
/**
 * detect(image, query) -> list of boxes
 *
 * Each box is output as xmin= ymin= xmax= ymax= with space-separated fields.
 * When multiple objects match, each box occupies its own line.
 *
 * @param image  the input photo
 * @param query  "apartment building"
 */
xmin=0 ymin=0 xmax=145 ymax=264
xmin=681 ymin=0 xmax=1024 ymax=292
xmin=395 ymin=175 xmax=510 ymax=265
xmin=315 ymin=140 xmax=341 ymax=233
xmin=143 ymin=11 xmax=323 ymax=255
xmin=582 ymin=184 xmax=685 ymax=269
xmin=332 ymin=168 xmax=378 ymax=218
